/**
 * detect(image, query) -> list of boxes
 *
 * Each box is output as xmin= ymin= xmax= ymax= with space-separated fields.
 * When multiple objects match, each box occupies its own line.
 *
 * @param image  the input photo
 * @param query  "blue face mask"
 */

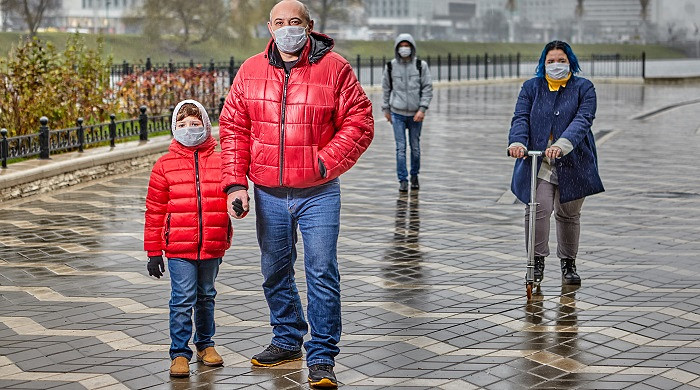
xmin=173 ymin=126 xmax=207 ymax=147
xmin=545 ymin=63 xmax=570 ymax=80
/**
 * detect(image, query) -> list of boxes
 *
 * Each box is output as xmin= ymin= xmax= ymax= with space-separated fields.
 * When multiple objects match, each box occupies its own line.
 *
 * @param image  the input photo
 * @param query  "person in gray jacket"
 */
xmin=382 ymin=33 xmax=433 ymax=192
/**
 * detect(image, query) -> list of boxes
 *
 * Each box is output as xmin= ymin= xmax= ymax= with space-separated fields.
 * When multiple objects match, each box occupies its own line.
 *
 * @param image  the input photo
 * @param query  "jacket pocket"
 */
xmin=164 ymin=214 xmax=172 ymax=246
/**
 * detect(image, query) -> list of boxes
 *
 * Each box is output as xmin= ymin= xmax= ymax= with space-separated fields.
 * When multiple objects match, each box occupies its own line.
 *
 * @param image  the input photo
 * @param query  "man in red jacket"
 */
xmin=219 ymin=0 xmax=373 ymax=387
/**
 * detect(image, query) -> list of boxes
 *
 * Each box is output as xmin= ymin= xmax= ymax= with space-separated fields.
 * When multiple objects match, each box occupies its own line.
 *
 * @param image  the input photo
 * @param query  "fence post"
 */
xmin=146 ymin=57 xmax=152 ymax=71
xmin=189 ymin=59 xmax=195 ymax=68
xmin=475 ymin=55 xmax=479 ymax=79
xmin=356 ymin=55 xmax=361 ymax=84
xmin=484 ymin=53 xmax=489 ymax=80
xmin=229 ymin=56 xmax=236 ymax=86
xmin=437 ymin=55 xmax=442 ymax=81
xmin=370 ymin=56 xmax=374 ymax=86
xmin=447 ymin=53 xmax=452 ymax=82
xmin=39 ymin=117 xmax=50 ymax=159
xmin=219 ymin=97 xmax=225 ymax=117
xmin=508 ymin=53 xmax=513 ymax=77
xmin=109 ymin=114 xmax=117 ymax=148
xmin=77 ymin=117 xmax=84 ymax=153
xmin=457 ymin=55 xmax=461 ymax=81
xmin=169 ymin=59 xmax=174 ymax=73
xmin=616 ymin=53 xmax=620 ymax=77
xmin=641 ymin=51 xmax=646 ymax=79
xmin=591 ymin=55 xmax=595 ymax=77
xmin=122 ymin=60 xmax=129 ymax=76
xmin=1 ymin=128 xmax=7 ymax=169
xmin=467 ymin=54 xmax=471 ymax=80
xmin=517 ymin=52 xmax=521 ymax=78
xmin=139 ymin=106 xmax=148 ymax=141
xmin=209 ymin=58 xmax=215 ymax=72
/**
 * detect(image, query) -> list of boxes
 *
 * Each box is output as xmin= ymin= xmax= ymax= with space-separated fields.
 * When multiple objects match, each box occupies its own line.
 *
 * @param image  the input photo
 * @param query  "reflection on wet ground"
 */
xmin=2 ymin=82 xmax=700 ymax=388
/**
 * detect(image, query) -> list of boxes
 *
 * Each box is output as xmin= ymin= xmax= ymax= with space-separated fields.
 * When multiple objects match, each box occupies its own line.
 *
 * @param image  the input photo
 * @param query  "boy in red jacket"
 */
xmin=144 ymin=100 xmax=232 ymax=377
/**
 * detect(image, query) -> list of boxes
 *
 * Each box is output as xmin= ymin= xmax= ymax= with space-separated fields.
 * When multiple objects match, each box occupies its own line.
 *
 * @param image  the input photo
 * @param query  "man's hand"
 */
xmin=147 ymin=256 xmax=165 ymax=279
xmin=413 ymin=111 xmax=425 ymax=122
xmin=508 ymin=146 xmax=526 ymax=159
xmin=227 ymin=190 xmax=250 ymax=219
xmin=384 ymin=112 xmax=392 ymax=124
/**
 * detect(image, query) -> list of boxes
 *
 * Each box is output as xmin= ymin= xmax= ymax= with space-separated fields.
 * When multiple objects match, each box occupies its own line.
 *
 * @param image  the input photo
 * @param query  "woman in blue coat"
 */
xmin=507 ymin=40 xmax=604 ymax=286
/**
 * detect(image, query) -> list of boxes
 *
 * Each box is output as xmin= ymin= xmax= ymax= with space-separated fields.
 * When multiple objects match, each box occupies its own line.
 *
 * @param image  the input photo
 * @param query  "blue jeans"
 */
xmin=254 ymin=179 xmax=341 ymax=367
xmin=168 ymin=257 xmax=221 ymax=360
xmin=392 ymin=112 xmax=423 ymax=182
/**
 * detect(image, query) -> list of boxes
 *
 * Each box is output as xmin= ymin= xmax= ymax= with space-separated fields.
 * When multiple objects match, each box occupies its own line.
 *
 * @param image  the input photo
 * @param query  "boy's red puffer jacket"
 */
xmin=144 ymin=137 xmax=232 ymax=260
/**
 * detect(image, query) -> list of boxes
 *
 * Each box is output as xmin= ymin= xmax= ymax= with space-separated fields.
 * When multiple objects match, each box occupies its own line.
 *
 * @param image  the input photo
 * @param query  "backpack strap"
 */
xmin=387 ymin=60 xmax=393 ymax=91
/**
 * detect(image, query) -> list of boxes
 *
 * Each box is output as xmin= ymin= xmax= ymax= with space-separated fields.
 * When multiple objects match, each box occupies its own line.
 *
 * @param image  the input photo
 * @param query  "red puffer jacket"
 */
xmin=144 ymin=137 xmax=232 ymax=260
xmin=219 ymin=32 xmax=374 ymax=190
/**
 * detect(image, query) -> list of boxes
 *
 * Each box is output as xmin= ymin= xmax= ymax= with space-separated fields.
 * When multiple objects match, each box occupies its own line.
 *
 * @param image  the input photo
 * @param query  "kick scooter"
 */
xmin=524 ymin=150 xmax=543 ymax=301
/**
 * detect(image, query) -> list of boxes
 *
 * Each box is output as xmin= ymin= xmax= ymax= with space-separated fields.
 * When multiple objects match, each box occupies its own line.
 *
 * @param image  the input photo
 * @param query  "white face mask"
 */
xmin=173 ymin=126 xmax=207 ymax=147
xmin=545 ymin=62 xmax=570 ymax=80
xmin=398 ymin=46 xmax=412 ymax=58
xmin=274 ymin=26 xmax=308 ymax=54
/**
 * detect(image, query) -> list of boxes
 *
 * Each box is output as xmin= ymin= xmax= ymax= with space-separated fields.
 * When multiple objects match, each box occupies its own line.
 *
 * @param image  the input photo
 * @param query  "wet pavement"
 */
xmin=1 ymin=81 xmax=700 ymax=389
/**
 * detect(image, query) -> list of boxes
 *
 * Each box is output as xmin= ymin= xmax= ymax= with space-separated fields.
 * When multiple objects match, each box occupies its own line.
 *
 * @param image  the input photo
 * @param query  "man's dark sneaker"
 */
xmin=308 ymin=364 xmax=338 ymax=388
xmin=532 ymin=256 xmax=545 ymax=283
xmin=399 ymin=181 xmax=408 ymax=192
xmin=410 ymin=175 xmax=419 ymax=190
xmin=250 ymin=344 xmax=302 ymax=367
xmin=561 ymin=258 xmax=581 ymax=285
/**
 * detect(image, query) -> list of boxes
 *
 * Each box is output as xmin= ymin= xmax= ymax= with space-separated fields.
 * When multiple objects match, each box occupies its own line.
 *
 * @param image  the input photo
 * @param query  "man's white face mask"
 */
xmin=274 ymin=26 xmax=308 ymax=54
xmin=398 ymin=46 xmax=412 ymax=58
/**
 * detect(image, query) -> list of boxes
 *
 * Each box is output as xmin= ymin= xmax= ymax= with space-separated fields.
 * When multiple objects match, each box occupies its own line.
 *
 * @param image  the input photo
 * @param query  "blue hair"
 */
xmin=535 ymin=40 xmax=581 ymax=78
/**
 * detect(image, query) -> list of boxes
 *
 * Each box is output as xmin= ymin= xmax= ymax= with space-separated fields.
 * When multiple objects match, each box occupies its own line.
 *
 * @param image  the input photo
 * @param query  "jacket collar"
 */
xmin=169 ymin=136 xmax=217 ymax=158
xmin=266 ymin=32 xmax=334 ymax=68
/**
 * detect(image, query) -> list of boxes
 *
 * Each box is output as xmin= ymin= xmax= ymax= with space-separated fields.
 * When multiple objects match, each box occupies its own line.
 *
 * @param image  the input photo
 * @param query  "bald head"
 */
xmin=270 ymin=0 xmax=311 ymax=24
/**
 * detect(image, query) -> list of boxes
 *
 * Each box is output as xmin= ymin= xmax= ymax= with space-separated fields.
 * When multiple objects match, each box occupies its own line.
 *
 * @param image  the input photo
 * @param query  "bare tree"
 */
xmin=639 ymin=0 xmax=650 ymax=43
xmin=230 ymin=0 xmax=278 ymax=42
xmin=307 ymin=0 xmax=363 ymax=33
xmin=142 ymin=0 xmax=227 ymax=49
xmin=1 ymin=0 xmax=59 ymax=37
xmin=575 ymin=0 xmax=584 ymax=43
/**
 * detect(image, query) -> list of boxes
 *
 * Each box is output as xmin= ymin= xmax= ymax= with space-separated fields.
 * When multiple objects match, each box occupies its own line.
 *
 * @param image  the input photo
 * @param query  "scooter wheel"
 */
xmin=526 ymin=283 xmax=533 ymax=301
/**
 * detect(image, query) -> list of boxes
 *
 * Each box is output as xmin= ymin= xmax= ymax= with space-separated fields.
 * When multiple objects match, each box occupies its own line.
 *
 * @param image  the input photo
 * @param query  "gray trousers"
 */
xmin=525 ymin=179 xmax=585 ymax=259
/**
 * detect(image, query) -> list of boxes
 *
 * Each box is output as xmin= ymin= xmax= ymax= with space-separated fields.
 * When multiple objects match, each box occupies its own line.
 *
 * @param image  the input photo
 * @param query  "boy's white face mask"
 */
xmin=398 ymin=46 xmax=412 ymax=58
xmin=173 ymin=126 xmax=207 ymax=147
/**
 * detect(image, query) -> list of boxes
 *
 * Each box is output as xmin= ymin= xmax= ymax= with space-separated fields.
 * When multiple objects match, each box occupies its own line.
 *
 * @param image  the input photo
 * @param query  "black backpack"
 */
xmin=386 ymin=58 xmax=423 ymax=91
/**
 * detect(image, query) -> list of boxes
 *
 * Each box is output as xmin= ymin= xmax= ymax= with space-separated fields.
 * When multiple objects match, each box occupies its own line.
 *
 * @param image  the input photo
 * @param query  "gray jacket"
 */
xmin=382 ymin=33 xmax=433 ymax=116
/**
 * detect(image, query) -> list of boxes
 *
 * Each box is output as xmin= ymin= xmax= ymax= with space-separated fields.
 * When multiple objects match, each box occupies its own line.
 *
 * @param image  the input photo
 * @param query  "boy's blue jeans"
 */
xmin=254 ymin=179 xmax=341 ymax=367
xmin=392 ymin=112 xmax=423 ymax=182
xmin=168 ymin=257 xmax=221 ymax=360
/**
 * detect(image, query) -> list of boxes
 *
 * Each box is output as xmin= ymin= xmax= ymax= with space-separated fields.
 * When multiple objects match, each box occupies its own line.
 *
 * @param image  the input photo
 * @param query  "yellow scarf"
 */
xmin=545 ymin=73 xmax=572 ymax=91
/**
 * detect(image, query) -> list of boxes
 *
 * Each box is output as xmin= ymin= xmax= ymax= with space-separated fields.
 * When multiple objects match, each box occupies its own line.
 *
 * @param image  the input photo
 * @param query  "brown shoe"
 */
xmin=196 ymin=346 xmax=224 ymax=367
xmin=170 ymin=356 xmax=190 ymax=377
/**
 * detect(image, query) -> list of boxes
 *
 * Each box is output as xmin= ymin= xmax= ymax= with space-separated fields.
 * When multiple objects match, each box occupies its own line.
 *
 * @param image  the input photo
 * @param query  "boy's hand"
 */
xmin=227 ymin=190 xmax=249 ymax=219
xmin=147 ymin=256 xmax=165 ymax=279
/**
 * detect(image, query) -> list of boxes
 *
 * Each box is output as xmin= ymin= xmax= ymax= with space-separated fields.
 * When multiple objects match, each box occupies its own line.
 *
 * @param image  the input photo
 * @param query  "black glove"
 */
xmin=147 ymin=256 xmax=165 ymax=279
xmin=319 ymin=158 xmax=327 ymax=178
xmin=232 ymin=198 xmax=244 ymax=217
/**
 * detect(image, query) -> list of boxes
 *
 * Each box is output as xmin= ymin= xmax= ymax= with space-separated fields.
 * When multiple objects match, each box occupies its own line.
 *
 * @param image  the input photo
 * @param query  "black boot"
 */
xmin=410 ymin=175 xmax=419 ymax=190
xmin=533 ymin=256 xmax=545 ymax=283
xmin=561 ymin=258 xmax=581 ymax=285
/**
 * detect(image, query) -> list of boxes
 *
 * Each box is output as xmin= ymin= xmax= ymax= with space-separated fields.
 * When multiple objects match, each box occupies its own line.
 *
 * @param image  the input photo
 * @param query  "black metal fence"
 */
xmin=110 ymin=52 xmax=646 ymax=88
xmin=353 ymin=52 xmax=646 ymax=86
xmin=1 ymin=102 xmax=223 ymax=168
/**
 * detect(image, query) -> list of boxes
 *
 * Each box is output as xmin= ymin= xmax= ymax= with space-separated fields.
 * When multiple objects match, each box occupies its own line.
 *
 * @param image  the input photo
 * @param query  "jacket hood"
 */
xmin=394 ymin=33 xmax=416 ymax=59
xmin=267 ymin=31 xmax=334 ymax=68
xmin=171 ymin=99 xmax=213 ymax=137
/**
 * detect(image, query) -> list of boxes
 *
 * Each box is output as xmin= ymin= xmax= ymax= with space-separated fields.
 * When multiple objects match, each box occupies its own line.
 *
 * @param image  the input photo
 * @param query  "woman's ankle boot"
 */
xmin=561 ymin=258 xmax=581 ymax=285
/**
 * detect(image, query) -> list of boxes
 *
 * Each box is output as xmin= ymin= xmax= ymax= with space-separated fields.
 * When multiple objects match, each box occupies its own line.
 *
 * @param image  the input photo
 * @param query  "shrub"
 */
xmin=0 ymin=34 xmax=114 ymax=136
